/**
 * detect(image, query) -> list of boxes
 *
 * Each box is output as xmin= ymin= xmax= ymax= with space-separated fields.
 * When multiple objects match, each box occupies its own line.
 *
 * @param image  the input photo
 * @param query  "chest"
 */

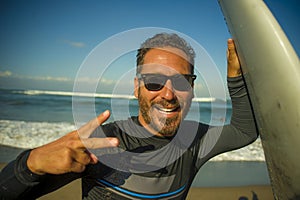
xmin=85 ymin=149 xmax=196 ymax=199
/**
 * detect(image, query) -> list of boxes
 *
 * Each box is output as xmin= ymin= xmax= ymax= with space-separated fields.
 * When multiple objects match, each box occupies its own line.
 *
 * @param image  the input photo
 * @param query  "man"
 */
xmin=0 ymin=33 xmax=257 ymax=199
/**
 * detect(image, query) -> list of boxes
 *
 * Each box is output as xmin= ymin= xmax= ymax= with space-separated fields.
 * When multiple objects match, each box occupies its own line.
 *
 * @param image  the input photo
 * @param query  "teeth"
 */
xmin=160 ymin=107 xmax=176 ymax=112
xmin=155 ymin=105 xmax=178 ymax=112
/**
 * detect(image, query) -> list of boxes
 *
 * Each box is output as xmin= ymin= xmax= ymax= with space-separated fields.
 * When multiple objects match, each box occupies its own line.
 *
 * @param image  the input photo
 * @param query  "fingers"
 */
xmin=97 ymin=110 xmax=110 ymax=124
xmin=72 ymin=150 xmax=92 ymax=165
xmin=227 ymin=38 xmax=235 ymax=50
xmin=76 ymin=110 xmax=119 ymax=149
xmin=70 ymin=161 xmax=87 ymax=173
xmin=78 ymin=110 xmax=110 ymax=139
xmin=26 ymin=111 xmax=119 ymax=175
xmin=68 ymin=112 xmax=118 ymax=170
xmin=71 ymin=137 xmax=119 ymax=170
xmin=63 ymin=137 xmax=118 ymax=173
xmin=89 ymin=152 xmax=99 ymax=164
xmin=82 ymin=137 xmax=119 ymax=149
xmin=227 ymin=38 xmax=236 ymax=60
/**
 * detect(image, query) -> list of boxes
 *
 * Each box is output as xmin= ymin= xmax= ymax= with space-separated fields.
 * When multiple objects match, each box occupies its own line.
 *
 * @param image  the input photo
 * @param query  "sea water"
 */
xmin=0 ymin=88 xmax=265 ymax=162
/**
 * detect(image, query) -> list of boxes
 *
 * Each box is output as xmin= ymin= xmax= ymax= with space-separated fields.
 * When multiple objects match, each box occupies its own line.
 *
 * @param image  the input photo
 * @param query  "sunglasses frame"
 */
xmin=137 ymin=73 xmax=197 ymax=91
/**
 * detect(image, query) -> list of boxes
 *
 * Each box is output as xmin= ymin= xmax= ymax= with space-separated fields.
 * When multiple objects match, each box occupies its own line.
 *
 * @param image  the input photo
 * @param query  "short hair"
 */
xmin=136 ymin=33 xmax=195 ymax=74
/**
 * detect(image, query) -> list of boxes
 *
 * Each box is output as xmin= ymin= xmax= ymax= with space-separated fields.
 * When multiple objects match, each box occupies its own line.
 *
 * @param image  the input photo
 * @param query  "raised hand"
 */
xmin=227 ymin=38 xmax=242 ymax=77
xmin=27 ymin=110 xmax=119 ymax=175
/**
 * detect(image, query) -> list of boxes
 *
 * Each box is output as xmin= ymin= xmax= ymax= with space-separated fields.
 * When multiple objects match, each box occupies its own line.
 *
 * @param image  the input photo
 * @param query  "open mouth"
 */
xmin=153 ymin=104 xmax=180 ymax=114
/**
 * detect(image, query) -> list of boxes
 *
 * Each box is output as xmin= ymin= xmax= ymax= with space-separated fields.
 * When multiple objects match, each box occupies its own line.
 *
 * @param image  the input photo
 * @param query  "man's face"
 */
xmin=134 ymin=47 xmax=194 ymax=137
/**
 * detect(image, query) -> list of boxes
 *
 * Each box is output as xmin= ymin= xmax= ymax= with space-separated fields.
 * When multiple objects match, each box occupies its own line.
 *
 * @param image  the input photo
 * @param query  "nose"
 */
xmin=160 ymin=79 xmax=175 ymax=100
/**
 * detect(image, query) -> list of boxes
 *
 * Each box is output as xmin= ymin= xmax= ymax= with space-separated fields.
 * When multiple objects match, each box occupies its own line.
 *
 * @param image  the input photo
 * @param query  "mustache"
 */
xmin=151 ymin=99 xmax=181 ymax=108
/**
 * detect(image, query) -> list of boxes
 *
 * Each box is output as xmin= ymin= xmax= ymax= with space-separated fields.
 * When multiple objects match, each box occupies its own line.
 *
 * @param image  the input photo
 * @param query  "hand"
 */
xmin=227 ymin=39 xmax=242 ymax=77
xmin=27 ymin=110 xmax=119 ymax=175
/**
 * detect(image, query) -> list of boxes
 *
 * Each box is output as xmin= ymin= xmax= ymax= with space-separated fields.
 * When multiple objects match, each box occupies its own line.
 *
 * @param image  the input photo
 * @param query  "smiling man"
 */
xmin=136 ymin=50 xmax=195 ymax=137
xmin=0 ymin=33 xmax=258 ymax=200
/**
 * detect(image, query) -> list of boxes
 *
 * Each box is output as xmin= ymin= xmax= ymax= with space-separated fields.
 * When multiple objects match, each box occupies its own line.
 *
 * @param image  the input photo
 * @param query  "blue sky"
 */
xmin=0 ymin=0 xmax=299 ymax=97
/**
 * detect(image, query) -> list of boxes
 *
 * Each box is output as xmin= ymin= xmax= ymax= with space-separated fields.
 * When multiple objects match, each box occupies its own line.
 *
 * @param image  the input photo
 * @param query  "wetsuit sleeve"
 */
xmin=0 ymin=149 xmax=82 ymax=199
xmin=196 ymin=75 xmax=258 ymax=168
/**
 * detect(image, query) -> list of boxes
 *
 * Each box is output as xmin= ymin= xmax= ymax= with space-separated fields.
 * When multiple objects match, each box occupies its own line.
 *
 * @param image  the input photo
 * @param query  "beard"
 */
xmin=138 ymin=91 xmax=191 ymax=137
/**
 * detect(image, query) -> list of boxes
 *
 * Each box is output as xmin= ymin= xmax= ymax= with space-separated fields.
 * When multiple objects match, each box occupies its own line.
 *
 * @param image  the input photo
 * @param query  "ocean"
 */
xmin=0 ymin=88 xmax=270 ymax=186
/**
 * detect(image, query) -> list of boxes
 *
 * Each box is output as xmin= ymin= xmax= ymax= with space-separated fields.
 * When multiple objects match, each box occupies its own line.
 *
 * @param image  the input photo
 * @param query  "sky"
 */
xmin=0 ymin=0 xmax=299 ymax=97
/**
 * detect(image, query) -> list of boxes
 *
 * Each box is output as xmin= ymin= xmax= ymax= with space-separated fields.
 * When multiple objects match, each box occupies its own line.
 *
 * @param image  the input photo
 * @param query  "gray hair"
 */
xmin=136 ymin=33 xmax=195 ymax=74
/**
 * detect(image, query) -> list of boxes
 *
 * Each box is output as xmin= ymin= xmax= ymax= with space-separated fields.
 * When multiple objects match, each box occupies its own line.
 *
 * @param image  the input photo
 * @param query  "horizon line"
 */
xmin=4 ymin=88 xmax=229 ymax=102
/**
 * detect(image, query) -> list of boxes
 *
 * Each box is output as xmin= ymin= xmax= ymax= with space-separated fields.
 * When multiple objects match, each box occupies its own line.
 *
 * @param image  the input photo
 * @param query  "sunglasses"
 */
xmin=137 ymin=73 xmax=197 ymax=91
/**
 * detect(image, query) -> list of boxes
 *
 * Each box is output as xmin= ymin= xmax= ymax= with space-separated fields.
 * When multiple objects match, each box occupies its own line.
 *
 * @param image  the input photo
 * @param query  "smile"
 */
xmin=153 ymin=105 xmax=180 ymax=113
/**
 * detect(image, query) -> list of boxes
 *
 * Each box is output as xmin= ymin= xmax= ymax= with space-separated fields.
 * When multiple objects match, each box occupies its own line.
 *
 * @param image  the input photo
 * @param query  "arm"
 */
xmin=0 ymin=111 xmax=119 ymax=199
xmin=0 ymin=150 xmax=82 ymax=199
xmin=196 ymin=39 xmax=258 ymax=166
xmin=222 ymin=39 xmax=258 ymax=147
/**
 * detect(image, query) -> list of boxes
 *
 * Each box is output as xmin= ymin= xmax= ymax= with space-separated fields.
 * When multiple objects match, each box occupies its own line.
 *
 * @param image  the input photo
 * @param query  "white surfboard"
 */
xmin=218 ymin=0 xmax=300 ymax=199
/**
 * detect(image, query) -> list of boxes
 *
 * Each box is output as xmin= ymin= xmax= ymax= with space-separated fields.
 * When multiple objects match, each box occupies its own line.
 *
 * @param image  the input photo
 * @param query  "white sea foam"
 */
xmin=211 ymin=139 xmax=265 ymax=161
xmin=15 ymin=89 xmax=223 ymax=102
xmin=0 ymin=120 xmax=76 ymax=149
xmin=0 ymin=120 xmax=265 ymax=161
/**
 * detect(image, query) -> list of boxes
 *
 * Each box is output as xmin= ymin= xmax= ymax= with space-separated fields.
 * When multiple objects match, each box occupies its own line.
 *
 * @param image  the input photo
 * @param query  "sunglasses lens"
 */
xmin=166 ymin=75 xmax=191 ymax=91
xmin=139 ymin=74 xmax=196 ymax=91
xmin=143 ymin=75 xmax=166 ymax=91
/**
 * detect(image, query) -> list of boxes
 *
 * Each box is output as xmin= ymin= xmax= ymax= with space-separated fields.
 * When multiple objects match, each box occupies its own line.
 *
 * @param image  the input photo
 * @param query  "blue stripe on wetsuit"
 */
xmin=98 ymin=179 xmax=186 ymax=199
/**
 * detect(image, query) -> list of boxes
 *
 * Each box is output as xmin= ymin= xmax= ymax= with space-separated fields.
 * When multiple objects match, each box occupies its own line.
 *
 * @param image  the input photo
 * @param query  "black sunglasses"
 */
xmin=137 ymin=73 xmax=197 ymax=91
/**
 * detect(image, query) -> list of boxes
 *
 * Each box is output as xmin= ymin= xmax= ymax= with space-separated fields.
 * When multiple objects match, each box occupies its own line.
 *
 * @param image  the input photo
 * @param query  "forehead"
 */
xmin=142 ymin=47 xmax=191 ymax=74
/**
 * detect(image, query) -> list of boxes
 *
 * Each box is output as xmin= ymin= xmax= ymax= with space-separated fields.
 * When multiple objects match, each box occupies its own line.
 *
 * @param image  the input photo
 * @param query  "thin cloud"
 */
xmin=1 ymin=70 xmax=117 ymax=85
xmin=63 ymin=40 xmax=86 ymax=48
xmin=30 ymin=76 xmax=72 ymax=82
xmin=74 ymin=77 xmax=116 ymax=85
xmin=1 ymin=70 xmax=133 ymax=92
xmin=0 ymin=70 xmax=12 ymax=77
xmin=0 ymin=70 xmax=72 ymax=82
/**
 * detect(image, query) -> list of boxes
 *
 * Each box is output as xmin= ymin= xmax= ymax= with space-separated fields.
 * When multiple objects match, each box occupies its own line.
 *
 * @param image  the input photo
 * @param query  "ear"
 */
xmin=134 ymin=77 xmax=139 ymax=98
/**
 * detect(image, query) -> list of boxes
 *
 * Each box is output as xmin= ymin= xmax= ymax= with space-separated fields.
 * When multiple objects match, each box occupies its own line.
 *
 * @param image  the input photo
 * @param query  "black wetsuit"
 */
xmin=0 ymin=76 xmax=258 ymax=200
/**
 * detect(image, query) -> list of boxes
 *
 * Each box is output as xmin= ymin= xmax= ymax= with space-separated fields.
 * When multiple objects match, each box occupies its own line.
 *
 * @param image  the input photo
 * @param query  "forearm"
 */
xmin=0 ymin=150 xmax=81 ymax=199
xmin=196 ymin=75 xmax=258 ymax=166
xmin=213 ymin=75 xmax=258 ymax=153
xmin=228 ymin=74 xmax=258 ymax=140
xmin=0 ymin=150 xmax=41 ymax=199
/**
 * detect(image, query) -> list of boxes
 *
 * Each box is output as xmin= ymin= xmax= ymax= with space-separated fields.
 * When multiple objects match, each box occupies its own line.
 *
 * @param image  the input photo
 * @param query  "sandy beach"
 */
xmin=0 ymin=144 xmax=274 ymax=199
